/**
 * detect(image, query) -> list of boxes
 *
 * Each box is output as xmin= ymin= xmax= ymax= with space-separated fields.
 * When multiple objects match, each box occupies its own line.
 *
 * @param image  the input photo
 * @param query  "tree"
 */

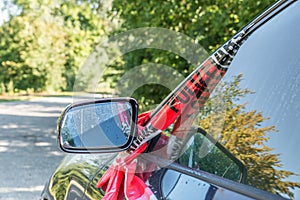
xmin=198 ymin=74 xmax=300 ymax=199
xmin=53 ymin=0 xmax=116 ymax=91
xmin=0 ymin=0 xmax=67 ymax=93
xmin=0 ymin=0 xmax=278 ymax=97
xmin=0 ymin=0 xmax=114 ymax=93
xmin=102 ymin=0 xmax=277 ymax=110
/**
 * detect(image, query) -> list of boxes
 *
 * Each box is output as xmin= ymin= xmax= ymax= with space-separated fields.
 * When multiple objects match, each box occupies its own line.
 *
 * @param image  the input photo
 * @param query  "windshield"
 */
xmin=150 ymin=1 xmax=300 ymax=199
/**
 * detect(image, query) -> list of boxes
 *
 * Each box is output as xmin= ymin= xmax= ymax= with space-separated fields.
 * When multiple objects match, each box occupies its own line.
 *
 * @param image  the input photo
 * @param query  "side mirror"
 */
xmin=57 ymin=98 xmax=138 ymax=153
xmin=178 ymin=127 xmax=247 ymax=183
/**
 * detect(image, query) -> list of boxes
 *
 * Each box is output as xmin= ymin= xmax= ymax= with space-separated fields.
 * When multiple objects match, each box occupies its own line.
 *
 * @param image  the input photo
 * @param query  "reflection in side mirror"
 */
xmin=58 ymin=98 xmax=138 ymax=153
xmin=161 ymin=169 xmax=253 ymax=200
xmin=179 ymin=127 xmax=247 ymax=183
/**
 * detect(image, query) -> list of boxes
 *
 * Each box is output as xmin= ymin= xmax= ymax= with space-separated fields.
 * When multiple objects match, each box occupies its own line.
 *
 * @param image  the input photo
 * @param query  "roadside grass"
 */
xmin=0 ymin=99 xmax=22 ymax=102
xmin=0 ymin=92 xmax=74 ymax=102
xmin=0 ymin=90 xmax=116 ymax=102
xmin=0 ymin=95 xmax=31 ymax=102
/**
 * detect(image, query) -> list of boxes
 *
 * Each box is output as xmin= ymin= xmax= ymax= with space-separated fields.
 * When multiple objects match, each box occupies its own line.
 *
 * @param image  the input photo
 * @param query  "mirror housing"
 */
xmin=57 ymin=98 xmax=138 ymax=153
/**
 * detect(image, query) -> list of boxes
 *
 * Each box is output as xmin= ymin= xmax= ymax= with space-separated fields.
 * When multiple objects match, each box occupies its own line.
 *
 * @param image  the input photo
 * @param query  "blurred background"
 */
xmin=0 ymin=0 xmax=277 ymax=111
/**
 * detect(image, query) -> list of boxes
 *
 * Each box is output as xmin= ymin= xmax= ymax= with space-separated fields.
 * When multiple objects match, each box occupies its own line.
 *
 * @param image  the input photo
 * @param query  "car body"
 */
xmin=41 ymin=0 xmax=300 ymax=199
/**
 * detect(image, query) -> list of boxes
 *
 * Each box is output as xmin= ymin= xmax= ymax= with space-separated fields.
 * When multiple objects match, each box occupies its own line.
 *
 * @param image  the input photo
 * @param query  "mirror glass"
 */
xmin=59 ymin=100 xmax=135 ymax=152
xmin=161 ymin=169 xmax=252 ymax=200
xmin=178 ymin=132 xmax=244 ymax=182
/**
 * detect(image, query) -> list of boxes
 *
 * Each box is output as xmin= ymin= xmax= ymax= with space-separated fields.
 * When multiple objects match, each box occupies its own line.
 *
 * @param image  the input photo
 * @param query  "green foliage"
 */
xmin=112 ymin=0 xmax=277 ymax=52
xmin=0 ymin=0 xmax=114 ymax=93
xmin=53 ymin=0 xmax=112 ymax=90
xmin=198 ymin=75 xmax=300 ymax=198
xmin=105 ymin=0 xmax=277 ymax=110
xmin=0 ymin=0 xmax=277 ymax=97
xmin=0 ymin=1 xmax=65 ymax=92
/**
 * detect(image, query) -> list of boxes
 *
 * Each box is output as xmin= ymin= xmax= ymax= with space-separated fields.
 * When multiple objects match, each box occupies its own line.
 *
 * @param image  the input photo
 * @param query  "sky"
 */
xmin=0 ymin=0 xmax=19 ymax=25
xmin=0 ymin=1 xmax=9 ymax=25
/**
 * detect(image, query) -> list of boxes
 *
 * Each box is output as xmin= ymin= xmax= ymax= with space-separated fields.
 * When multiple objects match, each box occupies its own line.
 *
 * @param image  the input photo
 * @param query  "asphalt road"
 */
xmin=0 ymin=97 xmax=73 ymax=200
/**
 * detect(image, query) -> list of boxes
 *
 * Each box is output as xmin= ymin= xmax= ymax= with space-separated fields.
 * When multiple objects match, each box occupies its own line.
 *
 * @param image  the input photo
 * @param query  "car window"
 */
xmin=152 ymin=1 xmax=300 ymax=199
xmin=219 ymin=2 xmax=300 ymax=199
xmin=196 ymin=1 xmax=300 ymax=199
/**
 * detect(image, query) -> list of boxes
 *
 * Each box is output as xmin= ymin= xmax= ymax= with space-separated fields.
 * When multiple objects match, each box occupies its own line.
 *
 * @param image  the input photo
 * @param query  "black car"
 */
xmin=41 ymin=1 xmax=300 ymax=199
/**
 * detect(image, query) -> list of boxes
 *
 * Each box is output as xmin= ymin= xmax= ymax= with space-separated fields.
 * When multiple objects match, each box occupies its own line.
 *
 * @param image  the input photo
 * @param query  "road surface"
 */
xmin=0 ymin=97 xmax=73 ymax=200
